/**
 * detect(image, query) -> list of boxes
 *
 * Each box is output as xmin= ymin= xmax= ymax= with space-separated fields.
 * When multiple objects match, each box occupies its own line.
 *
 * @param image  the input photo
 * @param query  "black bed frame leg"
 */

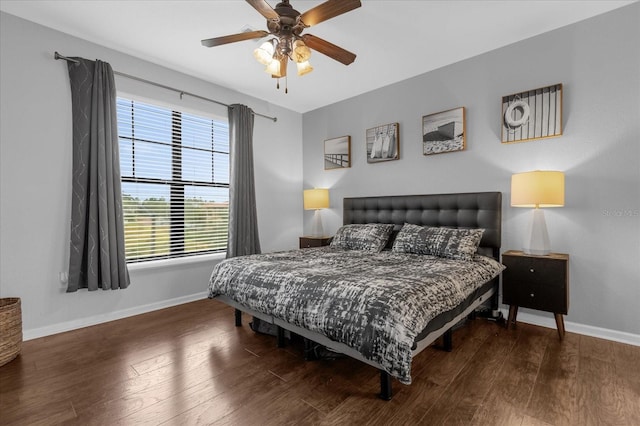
xmin=443 ymin=329 xmax=453 ymax=352
xmin=276 ymin=326 xmax=286 ymax=348
xmin=490 ymin=284 xmax=506 ymax=325
xmin=379 ymin=370 xmax=393 ymax=401
xmin=491 ymin=286 xmax=500 ymax=316
xmin=303 ymin=338 xmax=318 ymax=360
xmin=234 ymin=309 xmax=242 ymax=327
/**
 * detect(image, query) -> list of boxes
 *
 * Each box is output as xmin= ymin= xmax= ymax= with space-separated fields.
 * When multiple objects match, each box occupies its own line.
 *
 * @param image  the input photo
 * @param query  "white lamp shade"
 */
xmin=511 ymin=170 xmax=565 ymax=208
xmin=511 ymin=170 xmax=564 ymax=255
xmin=303 ymin=188 xmax=329 ymax=210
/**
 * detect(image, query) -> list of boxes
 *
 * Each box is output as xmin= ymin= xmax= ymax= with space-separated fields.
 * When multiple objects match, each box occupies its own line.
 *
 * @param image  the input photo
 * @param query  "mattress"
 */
xmin=208 ymin=247 xmax=504 ymax=384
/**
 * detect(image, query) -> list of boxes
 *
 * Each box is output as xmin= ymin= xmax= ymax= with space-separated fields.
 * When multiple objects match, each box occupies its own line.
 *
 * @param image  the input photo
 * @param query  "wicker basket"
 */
xmin=0 ymin=298 xmax=22 ymax=367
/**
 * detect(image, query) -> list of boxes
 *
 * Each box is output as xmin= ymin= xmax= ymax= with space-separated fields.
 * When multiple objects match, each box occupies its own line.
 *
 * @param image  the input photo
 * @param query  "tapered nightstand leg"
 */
xmin=507 ymin=305 xmax=518 ymax=329
xmin=554 ymin=313 xmax=565 ymax=340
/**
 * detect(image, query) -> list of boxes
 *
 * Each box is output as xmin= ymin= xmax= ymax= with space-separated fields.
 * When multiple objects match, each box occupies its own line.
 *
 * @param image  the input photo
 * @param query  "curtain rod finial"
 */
xmin=54 ymin=51 xmax=79 ymax=64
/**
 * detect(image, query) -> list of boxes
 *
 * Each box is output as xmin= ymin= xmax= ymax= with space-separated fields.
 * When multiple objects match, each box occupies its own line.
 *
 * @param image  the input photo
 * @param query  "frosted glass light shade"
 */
xmin=292 ymin=40 xmax=311 ymax=63
xmin=253 ymin=41 xmax=274 ymax=66
xmin=265 ymin=59 xmax=282 ymax=77
xmin=303 ymin=188 xmax=329 ymax=210
xmin=296 ymin=61 xmax=313 ymax=76
xmin=511 ymin=171 xmax=565 ymax=208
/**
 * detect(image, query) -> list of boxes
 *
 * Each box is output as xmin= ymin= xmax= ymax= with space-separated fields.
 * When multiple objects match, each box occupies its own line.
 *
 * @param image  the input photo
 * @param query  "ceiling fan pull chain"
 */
xmin=277 ymin=78 xmax=280 ymax=90
xmin=285 ymin=75 xmax=288 ymax=94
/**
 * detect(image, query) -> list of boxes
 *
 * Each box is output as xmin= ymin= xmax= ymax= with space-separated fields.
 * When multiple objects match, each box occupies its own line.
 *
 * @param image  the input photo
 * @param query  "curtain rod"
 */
xmin=54 ymin=52 xmax=277 ymax=122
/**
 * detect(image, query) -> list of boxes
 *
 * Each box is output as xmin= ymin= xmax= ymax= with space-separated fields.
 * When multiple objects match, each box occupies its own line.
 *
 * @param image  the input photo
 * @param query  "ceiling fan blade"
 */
xmin=302 ymin=34 xmax=356 ymax=65
xmin=245 ymin=0 xmax=279 ymax=20
xmin=300 ymin=0 xmax=361 ymax=27
xmin=201 ymin=30 xmax=269 ymax=47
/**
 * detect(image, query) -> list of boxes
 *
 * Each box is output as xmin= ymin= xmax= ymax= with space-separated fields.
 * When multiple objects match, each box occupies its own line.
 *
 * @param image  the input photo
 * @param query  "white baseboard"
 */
xmin=500 ymin=308 xmax=640 ymax=347
xmin=23 ymin=291 xmax=209 ymax=341
xmin=23 ymin=297 xmax=639 ymax=347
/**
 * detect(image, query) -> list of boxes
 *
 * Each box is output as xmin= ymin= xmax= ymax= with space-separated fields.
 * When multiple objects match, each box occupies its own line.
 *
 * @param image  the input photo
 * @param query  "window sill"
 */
xmin=127 ymin=252 xmax=226 ymax=272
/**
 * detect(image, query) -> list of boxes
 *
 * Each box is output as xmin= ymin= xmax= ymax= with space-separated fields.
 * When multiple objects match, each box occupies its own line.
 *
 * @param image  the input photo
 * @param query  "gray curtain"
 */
xmin=226 ymin=104 xmax=261 ymax=258
xmin=66 ymin=58 xmax=130 ymax=292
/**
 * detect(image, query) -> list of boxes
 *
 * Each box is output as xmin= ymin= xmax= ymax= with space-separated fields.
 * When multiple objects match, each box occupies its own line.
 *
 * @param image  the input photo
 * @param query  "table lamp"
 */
xmin=303 ymin=188 xmax=329 ymax=237
xmin=511 ymin=170 xmax=565 ymax=255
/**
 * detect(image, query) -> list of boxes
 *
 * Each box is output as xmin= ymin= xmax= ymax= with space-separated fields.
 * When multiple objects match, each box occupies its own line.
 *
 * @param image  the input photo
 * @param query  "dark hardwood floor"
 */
xmin=1 ymin=299 xmax=638 ymax=425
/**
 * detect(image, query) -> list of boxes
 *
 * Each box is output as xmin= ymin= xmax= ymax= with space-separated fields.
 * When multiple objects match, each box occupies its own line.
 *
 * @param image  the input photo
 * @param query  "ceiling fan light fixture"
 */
xmin=265 ymin=59 xmax=284 ymax=78
xmin=296 ymin=60 xmax=313 ymax=76
xmin=253 ymin=40 xmax=275 ymax=65
xmin=276 ymin=38 xmax=292 ymax=57
xmin=201 ymin=0 xmax=362 ymax=92
xmin=292 ymin=39 xmax=311 ymax=63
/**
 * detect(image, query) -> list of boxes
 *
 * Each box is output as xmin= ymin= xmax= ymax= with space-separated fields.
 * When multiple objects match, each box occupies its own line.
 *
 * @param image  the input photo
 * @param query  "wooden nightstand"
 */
xmin=502 ymin=250 xmax=569 ymax=340
xmin=299 ymin=236 xmax=331 ymax=249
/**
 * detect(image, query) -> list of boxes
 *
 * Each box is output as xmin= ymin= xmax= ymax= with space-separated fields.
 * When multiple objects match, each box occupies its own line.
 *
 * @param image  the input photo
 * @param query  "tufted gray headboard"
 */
xmin=343 ymin=192 xmax=502 ymax=260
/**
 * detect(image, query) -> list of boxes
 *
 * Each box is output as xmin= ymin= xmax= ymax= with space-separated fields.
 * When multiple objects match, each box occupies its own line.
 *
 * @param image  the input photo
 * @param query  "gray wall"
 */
xmin=1 ymin=5 xmax=638 ymax=342
xmin=303 ymin=4 xmax=639 ymax=337
xmin=0 ymin=12 xmax=303 ymax=338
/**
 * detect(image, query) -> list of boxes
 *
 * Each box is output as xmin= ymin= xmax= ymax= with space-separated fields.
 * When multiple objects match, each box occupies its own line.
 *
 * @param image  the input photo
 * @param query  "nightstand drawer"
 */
xmin=299 ymin=236 xmax=331 ymax=249
xmin=503 ymin=280 xmax=567 ymax=313
xmin=503 ymin=256 xmax=566 ymax=287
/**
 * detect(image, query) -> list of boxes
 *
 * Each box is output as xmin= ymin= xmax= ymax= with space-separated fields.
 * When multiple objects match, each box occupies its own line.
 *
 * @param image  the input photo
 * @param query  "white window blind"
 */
xmin=117 ymin=98 xmax=229 ymax=263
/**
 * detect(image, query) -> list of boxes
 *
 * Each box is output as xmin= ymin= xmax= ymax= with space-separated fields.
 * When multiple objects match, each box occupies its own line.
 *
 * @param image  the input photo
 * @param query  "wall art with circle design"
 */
xmin=501 ymin=83 xmax=562 ymax=143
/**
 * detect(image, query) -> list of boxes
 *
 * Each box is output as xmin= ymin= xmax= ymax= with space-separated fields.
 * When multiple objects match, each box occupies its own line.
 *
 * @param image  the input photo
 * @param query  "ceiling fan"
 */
xmin=201 ymin=0 xmax=362 ymax=92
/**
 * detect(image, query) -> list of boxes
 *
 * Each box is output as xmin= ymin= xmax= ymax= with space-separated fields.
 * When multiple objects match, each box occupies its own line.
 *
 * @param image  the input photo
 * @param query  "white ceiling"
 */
xmin=1 ymin=1 xmax=634 ymax=113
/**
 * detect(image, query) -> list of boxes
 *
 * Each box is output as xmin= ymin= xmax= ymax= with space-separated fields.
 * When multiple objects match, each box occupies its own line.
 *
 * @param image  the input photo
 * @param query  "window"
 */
xmin=117 ymin=98 xmax=229 ymax=262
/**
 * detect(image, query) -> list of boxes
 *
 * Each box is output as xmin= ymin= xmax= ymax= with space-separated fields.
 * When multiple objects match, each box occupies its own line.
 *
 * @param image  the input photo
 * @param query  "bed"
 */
xmin=208 ymin=192 xmax=503 ymax=400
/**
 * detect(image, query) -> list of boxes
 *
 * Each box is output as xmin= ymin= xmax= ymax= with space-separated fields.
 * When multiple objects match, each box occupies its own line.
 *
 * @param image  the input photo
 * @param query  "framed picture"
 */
xmin=502 ymin=83 xmax=563 ymax=143
xmin=422 ymin=107 xmax=466 ymax=155
xmin=324 ymin=135 xmax=351 ymax=170
xmin=366 ymin=123 xmax=399 ymax=163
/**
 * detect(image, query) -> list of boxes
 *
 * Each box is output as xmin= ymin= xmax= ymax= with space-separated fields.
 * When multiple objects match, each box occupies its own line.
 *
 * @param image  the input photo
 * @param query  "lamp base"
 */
xmin=523 ymin=209 xmax=551 ymax=255
xmin=310 ymin=209 xmax=325 ymax=238
xmin=523 ymin=247 xmax=551 ymax=256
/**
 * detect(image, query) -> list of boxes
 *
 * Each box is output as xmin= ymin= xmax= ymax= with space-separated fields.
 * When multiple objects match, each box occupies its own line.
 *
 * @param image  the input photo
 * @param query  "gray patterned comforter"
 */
xmin=208 ymin=247 xmax=505 ymax=384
